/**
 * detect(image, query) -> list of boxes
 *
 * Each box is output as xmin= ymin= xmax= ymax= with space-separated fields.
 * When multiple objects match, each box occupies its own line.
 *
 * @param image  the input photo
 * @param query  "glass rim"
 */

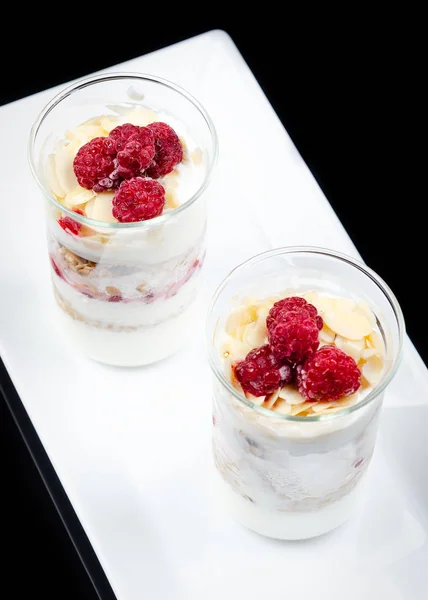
xmin=206 ymin=245 xmax=405 ymax=422
xmin=28 ymin=72 xmax=219 ymax=230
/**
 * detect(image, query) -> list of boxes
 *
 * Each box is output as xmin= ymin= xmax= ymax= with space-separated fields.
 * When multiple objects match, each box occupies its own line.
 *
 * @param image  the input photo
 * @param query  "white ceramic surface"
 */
xmin=1 ymin=30 xmax=427 ymax=600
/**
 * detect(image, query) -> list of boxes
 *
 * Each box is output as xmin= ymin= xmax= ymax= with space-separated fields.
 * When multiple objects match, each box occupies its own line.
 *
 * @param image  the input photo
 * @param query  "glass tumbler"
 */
xmin=29 ymin=73 xmax=218 ymax=366
xmin=207 ymin=247 xmax=404 ymax=540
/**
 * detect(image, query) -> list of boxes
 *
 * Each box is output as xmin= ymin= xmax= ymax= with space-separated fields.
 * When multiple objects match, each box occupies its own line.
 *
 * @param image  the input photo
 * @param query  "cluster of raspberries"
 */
xmin=72 ymin=122 xmax=183 ymax=222
xmin=234 ymin=297 xmax=361 ymax=402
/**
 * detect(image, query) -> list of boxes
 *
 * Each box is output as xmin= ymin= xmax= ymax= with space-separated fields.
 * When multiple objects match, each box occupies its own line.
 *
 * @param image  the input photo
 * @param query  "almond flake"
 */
xmin=264 ymin=388 xmax=280 ymax=409
xmin=46 ymin=154 xmax=65 ymax=198
xmin=334 ymin=335 xmax=366 ymax=361
xmin=225 ymin=306 xmax=257 ymax=337
xmin=91 ymin=192 xmax=116 ymax=223
xmin=365 ymin=330 xmax=385 ymax=358
xmin=362 ymin=355 xmax=383 ymax=385
xmin=319 ymin=324 xmax=336 ymax=343
xmin=191 ymin=147 xmax=203 ymax=165
xmin=323 ymin=309 xmax=372 ymax=340
xmin=273 ymin=398 xmax=292 ymax=414
xmin=245 ymin=391 xmax=265 ymax=406
xmin=291 ymin=402 xmax=314 ymax=416
xmin=278 ymin=384 xmax=306 ymax=405
xmin=355 ymin=299 xmax=376 ymax=328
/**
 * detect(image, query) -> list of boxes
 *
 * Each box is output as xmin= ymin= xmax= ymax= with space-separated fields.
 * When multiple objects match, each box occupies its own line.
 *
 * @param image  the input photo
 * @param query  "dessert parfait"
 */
xmin=29 ymin=74 xmax=217 ymax=366
xmin=207 ymin=247 xmax=404 ymax=540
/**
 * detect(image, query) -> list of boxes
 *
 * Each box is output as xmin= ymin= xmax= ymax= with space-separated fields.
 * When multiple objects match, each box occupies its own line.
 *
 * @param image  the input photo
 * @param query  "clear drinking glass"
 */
xmin=207 ymin=247 xmax=404 ymax=540
xmin=29 ymin=73 xmax=218 ymax=366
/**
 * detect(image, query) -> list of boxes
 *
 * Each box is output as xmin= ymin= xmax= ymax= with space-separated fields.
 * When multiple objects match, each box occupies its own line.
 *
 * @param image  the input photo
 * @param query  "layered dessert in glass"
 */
xmin=207 ymin=247 xmax=404 ymax=540
xmin=29 ymin=74 xmax=217 ymax=366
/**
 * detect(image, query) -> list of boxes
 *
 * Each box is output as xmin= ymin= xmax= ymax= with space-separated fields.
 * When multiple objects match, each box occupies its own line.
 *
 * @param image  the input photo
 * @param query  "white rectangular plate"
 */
xmin=1 ymin=31 xmax=427 ymax=600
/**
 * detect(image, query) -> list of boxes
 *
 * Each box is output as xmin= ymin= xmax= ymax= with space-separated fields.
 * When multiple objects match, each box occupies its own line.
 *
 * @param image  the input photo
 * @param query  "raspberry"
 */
xmin=145 ymin=122 xmax=183 ymax=178
xmin=50 ymin=257 xmax=63 ymax=278
xmin=267 ymin=296 xmax=323 ymax=331
xmin=58 ymin=216 xmax=81 ymax=236
xmin=112 ymin=177 xmax=165 ymax=223
xmin=73 ymin=137 xmax=117 ymax=192
xmin=234 ymin=344 xmax=293 ymax=397
xmin=268 ymin=310 xmax=320 ymax=364
xmin=296 ymin=345 xmax=361 ymax=401
xmin=109 ymin=124 xmax=155 ymax=179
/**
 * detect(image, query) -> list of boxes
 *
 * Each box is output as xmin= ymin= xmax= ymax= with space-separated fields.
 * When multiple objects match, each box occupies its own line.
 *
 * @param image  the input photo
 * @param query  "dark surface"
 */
xmin=2 ymin=23 xmax=425 ymax=600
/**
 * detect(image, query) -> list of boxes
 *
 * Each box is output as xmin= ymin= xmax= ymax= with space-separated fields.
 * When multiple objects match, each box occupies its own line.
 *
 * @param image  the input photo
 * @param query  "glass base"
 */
xmin=55 ymin=301 xmax=196 ymax=367
xmin=214 ymin=473 xmax=364 ymax=540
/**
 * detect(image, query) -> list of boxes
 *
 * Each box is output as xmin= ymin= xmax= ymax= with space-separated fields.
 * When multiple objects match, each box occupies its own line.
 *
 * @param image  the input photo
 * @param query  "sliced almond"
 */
xmin=365 ymin=330 xmax=385 ymax=359
xmin=355 ymin=299 xmax=376 ymax=328
xmin=245 ymin=391 xmax=265 ymax=406
xmin=219 ymin=337 xmax=250 ymax=362
xmin=301 ymin=290 xmax=319 ymax=304
xmin=243 ymin=320 xmax=268 ymax=348
xmin=272 ymin=398 xmax=292 ymax=414
xmin=45 ymin=153 xmax=65 ymax=198
xmin=63 ymin=187 xmax=95 ymax=208
xmin=322 ymin=309 xmax=372 ymax=340
xmin=319 ymin=324 xmax=336 ymax=343
xmin=362 ymin=355 xmax=384 ymax=385
xmin=225 ymin=306 xmax=257 ymax=337
xmin=310 ymin=295 xmax=335 ymax=315
xmin=257 ymin=295 xmax=282 ymax=308
xmin=334 ymin=298 xmax=357 ymax=312
xmin=66 ymin=123 xmax=105 ymax=146
xmin=191 ymin=147 xmax=203 ymax=165
xmin=264 ymin=388 xmax=280 ymax=409
xmin=165 ymin=188 xmax=179 ymax=210
xmin=362 ymin=348 xmax=378 ymax=360
xmin=291 ymin=402 xmax=314 ymax=416
xmin=125 ymin=107 xmax=157 ymax=126
xmin=334 ymin=335 xmax=366 ymax=361
xmin=163 ymin=172 xmax=179 ymax=189
xmin=100 ymin=115 xmax=120 ymax=133
xmin=84 ymin=197 xmax=96 ymax=218
xmin=54 ymin=143 xmax=78 ymax=195
xmin=90 ymin=192 xmax=117 ymax=223
xmin=311 ymin=402 xmax=334 ymax=412
xmin=278 ymin=384 xmax=306 ymax=405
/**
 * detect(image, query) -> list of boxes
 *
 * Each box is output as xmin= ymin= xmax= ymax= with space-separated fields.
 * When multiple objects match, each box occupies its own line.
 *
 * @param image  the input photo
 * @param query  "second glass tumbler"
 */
xmin=29 ymin=73 xmax=218 ymax=366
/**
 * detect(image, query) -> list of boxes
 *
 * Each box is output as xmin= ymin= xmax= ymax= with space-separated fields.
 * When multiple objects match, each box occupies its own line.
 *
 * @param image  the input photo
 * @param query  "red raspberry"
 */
xmin=145 ymin=122 xmax=183 ymax=178
xmin=296 ymin=345 xmax=361 ymax=401
xmin=112 ymin=177 xmax=165 ymax=223
xmin=50 ymin=257 xmax=63 ymax=279
xmin=267 ymin=296 xmax=323 ymax=331
xmin=109 ymin=124 xmax=155 ymax=179
xmin=268 ymin=310 xmax=320 ymax=364
xmin=58 ymin=216 xmax=81 ymax=236
xmin=234 ymin=344 xmax=293 ymax=397
xmin=73 ymin=137 xmax=117 ymax=192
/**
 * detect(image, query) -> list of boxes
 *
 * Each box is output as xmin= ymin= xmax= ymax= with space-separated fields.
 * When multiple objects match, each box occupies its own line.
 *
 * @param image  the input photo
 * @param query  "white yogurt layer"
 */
xmin=214 ymin=470 xmax=365 ymax=540
xmin=55 ymin=296 xmax=198 ymax=366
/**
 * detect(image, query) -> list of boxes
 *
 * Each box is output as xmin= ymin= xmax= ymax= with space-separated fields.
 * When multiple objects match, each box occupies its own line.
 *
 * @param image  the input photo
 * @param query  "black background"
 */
xmin=2 ymin=18 xmax=425 ymax=600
